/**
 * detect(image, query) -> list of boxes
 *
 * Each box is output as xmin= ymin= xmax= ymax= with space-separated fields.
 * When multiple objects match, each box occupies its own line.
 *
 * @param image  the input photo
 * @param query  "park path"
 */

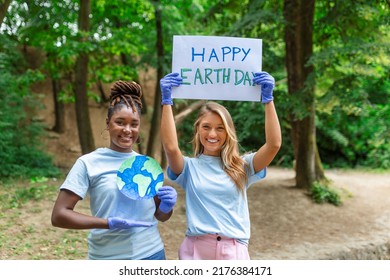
xmin=160 ymin=168 xmax=390 ymax=260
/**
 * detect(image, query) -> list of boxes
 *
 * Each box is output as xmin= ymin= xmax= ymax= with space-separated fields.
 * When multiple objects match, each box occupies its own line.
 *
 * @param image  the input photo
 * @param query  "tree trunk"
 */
xmin=284 ymin=0 xmax=324 ymax=189
xmin=46 ymin=52 xmax=66 ymax=133
xmin=74 ymin=0 xmax=95 ymax=154
xmin=159 ymin=100 xmax=205 ymax=169
xmin=0 ymin=0 xmax=11 ymax=26
xmin=315 ymin=140 xmax=326 ymax=180
xmin=51 ymin=78 xmax=65 ymax=133
xmin=147 ymin=0 xmax=163 ymax=160
xmin=95 ymin=79 xmax=109 ymax=103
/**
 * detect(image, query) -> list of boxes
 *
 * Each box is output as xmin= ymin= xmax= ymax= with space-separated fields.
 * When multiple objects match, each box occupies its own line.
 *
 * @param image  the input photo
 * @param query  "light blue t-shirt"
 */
xmin=60 ymin=147 xmax=164 ymax=259
xmin=167 ymin=153 xmax=266 ymax=245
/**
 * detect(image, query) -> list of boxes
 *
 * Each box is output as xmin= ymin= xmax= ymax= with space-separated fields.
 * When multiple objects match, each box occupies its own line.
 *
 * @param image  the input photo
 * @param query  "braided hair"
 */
xmin=107 ymin=80 xmax=143 ymax=120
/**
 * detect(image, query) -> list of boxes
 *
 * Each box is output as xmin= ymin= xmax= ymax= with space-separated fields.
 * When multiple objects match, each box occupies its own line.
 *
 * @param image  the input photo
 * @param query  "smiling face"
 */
xmin=107 ymin=105 xmax=140 ymax=153
xmin=197 ymin=111 xmax=227 ymax=156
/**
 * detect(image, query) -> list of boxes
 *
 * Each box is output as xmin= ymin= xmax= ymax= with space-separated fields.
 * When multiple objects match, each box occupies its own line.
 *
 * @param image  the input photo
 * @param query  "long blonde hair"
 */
xmin=192 ymin=102 xmax=248 ymax=191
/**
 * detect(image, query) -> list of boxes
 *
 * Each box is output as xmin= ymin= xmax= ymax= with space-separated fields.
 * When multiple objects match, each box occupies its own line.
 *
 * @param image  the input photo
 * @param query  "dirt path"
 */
xmin=159 ymin=167 xmax=390 ymax=260
xmin=1 ymin=167 xmax=389 ymax=260
xmin=13 ymin=74 xmax=387 ymax=260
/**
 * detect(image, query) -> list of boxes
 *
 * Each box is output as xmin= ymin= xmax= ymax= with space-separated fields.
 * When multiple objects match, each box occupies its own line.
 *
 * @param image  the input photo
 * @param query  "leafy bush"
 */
xmin=317 ymin=102 xmax=390 ymax=169
xmin=0 ymin=36 xmax=60 ymax=179
xmin=311 ymin=182 xmax=341 ymax=206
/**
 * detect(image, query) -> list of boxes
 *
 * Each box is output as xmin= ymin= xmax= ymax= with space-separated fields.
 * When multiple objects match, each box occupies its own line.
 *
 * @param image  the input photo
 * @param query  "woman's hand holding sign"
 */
xmin=160 ymin=72 xmax=183 ymax=105
xmin=253 ymin=72 xmax=275 ymax=104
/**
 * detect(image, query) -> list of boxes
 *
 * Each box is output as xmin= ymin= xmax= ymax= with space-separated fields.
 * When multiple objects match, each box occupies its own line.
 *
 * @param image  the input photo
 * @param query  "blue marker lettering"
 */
xmin=242 ymin=48 xmax=251 ymax=61
xmin=192 ymin=48 xmax=205 ymax=62
xmin=232 ymin=47 xmax=241 ymax=61
xmin=221 ymin=47 xmax=232 ymax=62
xmin=209 ymin=49 xmax=219 ymax=62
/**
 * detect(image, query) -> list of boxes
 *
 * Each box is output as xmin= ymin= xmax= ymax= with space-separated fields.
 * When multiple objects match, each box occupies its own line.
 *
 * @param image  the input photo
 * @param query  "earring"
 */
xmin=100 ymin=127 xmax=109 ymax=140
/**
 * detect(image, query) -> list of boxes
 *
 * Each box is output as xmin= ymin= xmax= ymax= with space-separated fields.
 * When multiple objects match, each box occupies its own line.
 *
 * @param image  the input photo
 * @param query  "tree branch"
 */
xmin=174 ymin=100 xmax=206 ymax=125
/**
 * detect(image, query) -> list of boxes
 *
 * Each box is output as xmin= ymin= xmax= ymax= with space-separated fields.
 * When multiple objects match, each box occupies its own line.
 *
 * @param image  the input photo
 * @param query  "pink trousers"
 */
xmin=178 ymin=234 xmax=250 ymax=260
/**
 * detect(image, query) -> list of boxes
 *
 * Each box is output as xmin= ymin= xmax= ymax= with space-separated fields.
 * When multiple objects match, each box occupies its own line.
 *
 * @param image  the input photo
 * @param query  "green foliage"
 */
xmin=311 ymin=182 xmax=341 ymax=206
xmin=175 ymin=0 xmax=289 ymax=165
xmin=7 ymin=183 xmax=49 ymax=209
xmin=317 ymin=93 xmax=389 ymax=169
xmin=0 ymin=35 xmax=60 ymax=179
xmin=312 ymin=0 xmax=390 ymax=169
xmin=0 ymin=177 xmax=57 ymax=210
xmin=1 ymin=0 xmax=388 ymax=172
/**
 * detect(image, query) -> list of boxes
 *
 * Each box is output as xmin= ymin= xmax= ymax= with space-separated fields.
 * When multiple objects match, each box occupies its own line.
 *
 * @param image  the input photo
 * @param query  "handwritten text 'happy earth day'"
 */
xmin=179 ymin=47 xmax=258 ymax=86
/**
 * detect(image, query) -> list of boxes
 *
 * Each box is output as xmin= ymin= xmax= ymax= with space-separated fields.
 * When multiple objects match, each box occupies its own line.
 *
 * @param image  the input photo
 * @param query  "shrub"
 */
xmin=0 ymin=36 xmax=60 ymax=179
xmin=311 ymin=182 xmax=341 ymax=206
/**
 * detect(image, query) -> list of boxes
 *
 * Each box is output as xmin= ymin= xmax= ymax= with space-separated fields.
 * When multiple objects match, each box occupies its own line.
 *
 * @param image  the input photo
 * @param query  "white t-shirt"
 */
xmin=60 ymin=147 xmax=164 ymax=259
xmin=167 ymin=153 xmax=266 ymax=245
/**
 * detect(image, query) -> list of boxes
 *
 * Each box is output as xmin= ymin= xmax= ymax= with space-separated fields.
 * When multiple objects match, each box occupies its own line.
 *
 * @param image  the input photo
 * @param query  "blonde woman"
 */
xmin=160 ymin=71 xmax=282 ymax=259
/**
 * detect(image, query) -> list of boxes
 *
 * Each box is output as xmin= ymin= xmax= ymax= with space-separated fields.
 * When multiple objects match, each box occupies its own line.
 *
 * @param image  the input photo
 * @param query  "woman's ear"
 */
xmin=106 ymin=118 xmax=109 ymax=129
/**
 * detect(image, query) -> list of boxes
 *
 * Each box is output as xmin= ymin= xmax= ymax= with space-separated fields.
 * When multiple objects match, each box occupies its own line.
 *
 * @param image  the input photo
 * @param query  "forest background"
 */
xmin=0 ymin=0 xmax=389 ymax=260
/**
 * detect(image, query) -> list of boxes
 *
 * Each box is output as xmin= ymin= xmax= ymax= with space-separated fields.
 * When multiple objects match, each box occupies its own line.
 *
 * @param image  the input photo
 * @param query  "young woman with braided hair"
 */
xmin=51 ymin=80 xmax=177 ymax=260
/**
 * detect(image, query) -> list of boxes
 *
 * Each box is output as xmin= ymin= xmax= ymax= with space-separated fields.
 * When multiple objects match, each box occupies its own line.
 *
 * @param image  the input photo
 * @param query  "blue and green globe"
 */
xmin=116 ymin=155 xmax=164 ymax=200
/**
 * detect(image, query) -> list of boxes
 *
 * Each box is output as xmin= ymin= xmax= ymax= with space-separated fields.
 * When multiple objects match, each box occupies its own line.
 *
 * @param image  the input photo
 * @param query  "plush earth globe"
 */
xmin=116 ymin=155 xmax=164 ymax=200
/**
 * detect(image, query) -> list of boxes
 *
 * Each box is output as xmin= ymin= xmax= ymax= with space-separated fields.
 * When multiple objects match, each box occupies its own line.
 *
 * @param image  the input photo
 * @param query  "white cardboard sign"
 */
xmin=172 ymin=35 xmax=262 ymax=102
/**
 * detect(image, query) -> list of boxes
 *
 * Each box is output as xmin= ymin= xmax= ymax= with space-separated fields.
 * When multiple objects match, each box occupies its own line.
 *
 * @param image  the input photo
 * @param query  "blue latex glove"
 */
xmin=253 ymin=72 xmax=275 ymax=104
xmin=160 ymin=73 xmax=182 ymax=105
xmin=157 ymin=186 xmax=177 ymax=213
xmin=107 ymin=217 xmax=153 ymax=229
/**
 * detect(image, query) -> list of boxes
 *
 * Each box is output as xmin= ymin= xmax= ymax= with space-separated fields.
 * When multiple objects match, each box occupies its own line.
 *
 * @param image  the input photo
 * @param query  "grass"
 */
xmin=0 ymin=176 xmax=88 ymax=260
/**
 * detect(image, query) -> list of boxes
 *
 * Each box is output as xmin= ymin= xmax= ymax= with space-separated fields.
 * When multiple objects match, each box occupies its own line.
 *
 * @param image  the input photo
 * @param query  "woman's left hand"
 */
xmin=253 ymin=72 xmax=275 ymax=104
xmin=157 ymin=186 xmax=177 ymax=213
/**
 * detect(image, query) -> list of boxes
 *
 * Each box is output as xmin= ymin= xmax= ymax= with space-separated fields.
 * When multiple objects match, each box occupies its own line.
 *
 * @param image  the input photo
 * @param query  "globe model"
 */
xmin=117 ymin=155 xmax=164 ymax=200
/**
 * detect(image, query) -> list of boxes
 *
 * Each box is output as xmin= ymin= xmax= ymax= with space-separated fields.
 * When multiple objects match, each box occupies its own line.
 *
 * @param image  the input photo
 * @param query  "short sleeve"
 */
xmin=166 ymin=166 xmax=178 ymax=180
xmin=166 ymin=157 xmax=189 ymax=190
xmin=242 ymin=153 xmax=267 ymax=188
xmin=59 ymin=158 xmax=90 ymax=199
xmin=247 ymin=168 xmax=267 ymax=187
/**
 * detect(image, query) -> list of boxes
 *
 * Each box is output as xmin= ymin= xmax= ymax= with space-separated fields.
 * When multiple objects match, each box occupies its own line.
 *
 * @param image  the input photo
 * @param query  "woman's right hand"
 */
xmin=160 ymin=72 xmax=182 ymax=105
xmin=107 ymin=217 xmax=153 ymax=229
